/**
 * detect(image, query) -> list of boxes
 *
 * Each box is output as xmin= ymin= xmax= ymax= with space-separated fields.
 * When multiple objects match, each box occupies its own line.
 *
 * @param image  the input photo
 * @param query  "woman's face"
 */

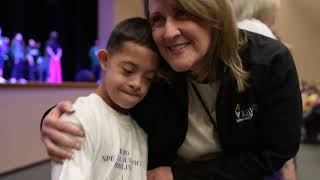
xmin=148 ymin=0 xmax=212 ymax=73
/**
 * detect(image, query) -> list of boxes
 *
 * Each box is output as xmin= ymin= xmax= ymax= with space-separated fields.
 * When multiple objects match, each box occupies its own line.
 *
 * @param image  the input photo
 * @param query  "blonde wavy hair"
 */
xmin=144 ymin=0 xmax=249 ymax=92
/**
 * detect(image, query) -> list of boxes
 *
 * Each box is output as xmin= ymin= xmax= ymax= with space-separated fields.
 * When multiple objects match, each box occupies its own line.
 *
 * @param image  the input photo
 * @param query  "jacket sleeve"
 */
xmin=40 ymin=105 xmax=56 ymax=129
xmin=173 ymin=47 xmax=302 ymax=180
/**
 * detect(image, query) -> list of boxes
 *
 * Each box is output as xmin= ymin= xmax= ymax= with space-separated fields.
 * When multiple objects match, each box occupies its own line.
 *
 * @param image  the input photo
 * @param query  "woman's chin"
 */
xmin=170 ymin=63 xmax=193 ymax=72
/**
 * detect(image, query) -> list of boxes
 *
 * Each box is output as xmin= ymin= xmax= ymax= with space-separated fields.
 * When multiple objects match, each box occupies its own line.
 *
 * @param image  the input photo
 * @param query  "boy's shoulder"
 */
xmin=73 ymin=93 xmax=101 ymax=108
xmin=62 ymin=93 xmax=109 ymax=129
xmin=72 ymin=93 xmax=102 ymax=117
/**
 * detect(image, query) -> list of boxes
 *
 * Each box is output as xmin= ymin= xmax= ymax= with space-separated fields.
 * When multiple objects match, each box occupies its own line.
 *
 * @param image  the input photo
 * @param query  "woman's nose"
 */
xmin=163 ymin=18 xmax=181 ymax=40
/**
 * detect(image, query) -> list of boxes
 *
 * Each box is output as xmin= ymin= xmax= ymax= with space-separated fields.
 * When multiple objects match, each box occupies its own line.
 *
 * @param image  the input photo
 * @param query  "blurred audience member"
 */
xmin=46 ymin=31 xmax=62 ymax=83
xmin=234 ymin=0 xmax=280 ymax=39
xmin=26 ymin=39 xmax=41 ymax=81
xmin=0 ymin=27 xmax=6 ymax=83
xmin=1 ymin=37 xmax=11 ymax=80
xmin=10 ymin=33 xmax=27 ymax=84
xmin=89 ymin=40 xmax=100 ymax=81
xmin=75 ymin=69 xmax=96 ymax=82
xmin=37 ymin=56 xmax=48 ymax=82
xmin=302 ymin=81 xmax=320 ymax=145
xmin=0 ymin=26 xmax=3 ymax=43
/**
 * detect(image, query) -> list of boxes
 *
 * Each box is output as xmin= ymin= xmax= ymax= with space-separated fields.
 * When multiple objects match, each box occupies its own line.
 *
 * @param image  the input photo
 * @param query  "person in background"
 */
xmin=303 ymin=81 xmax=320 ymax=145
xmin=0 ymin=26 xmax=4 ymax=44
xmin=10 ymin=33 xmax=27 ymax=84
xmin=74 ymin=69 xmax=96 ymax=82
xmin=304 ymin=102 xmax=320 ymax=145
xmin=1 ymin=37 xmax=11 ymax=81
xmin=26 ymin=39 xmax=41 ymax=81
xmin=46 ymin=31 xmax=63 ymax=83
xmin=37 ymin=55 xmax=49 ymax=82
xmin=0 ymin=27 xmax=6 ymax=83
xmin=89 ymin=39 xmax=100 ymax=81
xmin=234 ymin=0 xmax=280 ymax=39
xmin=40 ymin=0 xmax=302 ymax=179
xmin=51 ymin=17 xmax=159 ymax=180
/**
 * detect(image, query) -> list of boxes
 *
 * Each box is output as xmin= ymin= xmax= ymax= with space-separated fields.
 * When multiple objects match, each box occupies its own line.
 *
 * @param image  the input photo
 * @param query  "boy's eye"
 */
xmin=145 ymin=77 xmax=153 ymax=82
xmin=122 ymin=67 xmax=134 ymax=74
xmin=144 ymin=73 xmax=155 ymax=83
xmin=150 ymin=15 xmax=165 ymax=28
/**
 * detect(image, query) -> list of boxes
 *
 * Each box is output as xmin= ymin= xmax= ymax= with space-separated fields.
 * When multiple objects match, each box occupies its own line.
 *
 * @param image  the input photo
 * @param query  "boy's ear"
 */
xmin=97 ymin=49 xmax=108 ymax=71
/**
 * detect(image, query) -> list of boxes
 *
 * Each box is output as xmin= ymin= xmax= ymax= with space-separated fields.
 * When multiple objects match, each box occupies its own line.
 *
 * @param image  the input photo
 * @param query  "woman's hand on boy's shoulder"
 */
xmin=41 ymin=100 xmax=84 ymax=163
xmin=147 ymin=166 xmax=173 ymax=180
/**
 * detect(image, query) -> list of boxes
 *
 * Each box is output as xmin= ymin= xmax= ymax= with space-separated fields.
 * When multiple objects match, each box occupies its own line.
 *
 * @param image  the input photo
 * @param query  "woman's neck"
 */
xmin=188 ymin=59 xmax=210 ymax=83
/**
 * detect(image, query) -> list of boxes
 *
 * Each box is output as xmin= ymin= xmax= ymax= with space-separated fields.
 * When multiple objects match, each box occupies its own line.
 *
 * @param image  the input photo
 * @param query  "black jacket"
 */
xmin=131 ymin=31 xmax=302 ymax=179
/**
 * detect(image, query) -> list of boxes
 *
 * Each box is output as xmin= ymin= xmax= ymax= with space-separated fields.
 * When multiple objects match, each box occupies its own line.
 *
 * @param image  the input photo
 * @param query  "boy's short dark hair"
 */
xmin=106 ymin=17 xmax=158 ymax=55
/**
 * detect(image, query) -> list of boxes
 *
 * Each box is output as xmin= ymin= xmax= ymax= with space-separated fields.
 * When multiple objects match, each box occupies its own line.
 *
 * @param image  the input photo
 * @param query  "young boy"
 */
xmin=51 ymin=17 xmax=159 ymax=180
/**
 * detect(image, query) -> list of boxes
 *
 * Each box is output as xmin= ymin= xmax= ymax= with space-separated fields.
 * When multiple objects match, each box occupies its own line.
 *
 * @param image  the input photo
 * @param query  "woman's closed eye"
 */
xmin=150 ymin=15 xmax=165 ymax=28
xmin=174 ymin=8 xmax=188 ymax=19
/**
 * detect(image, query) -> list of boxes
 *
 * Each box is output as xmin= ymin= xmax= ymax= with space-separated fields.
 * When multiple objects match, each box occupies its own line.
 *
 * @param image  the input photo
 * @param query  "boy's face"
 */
xmin=99 ymin=42 xmax=158 ymax=111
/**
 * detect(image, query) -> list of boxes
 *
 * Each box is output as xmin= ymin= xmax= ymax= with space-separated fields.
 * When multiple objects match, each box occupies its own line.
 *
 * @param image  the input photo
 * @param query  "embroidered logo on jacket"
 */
xmin=235 ymin=104 xmax=257 ymax=123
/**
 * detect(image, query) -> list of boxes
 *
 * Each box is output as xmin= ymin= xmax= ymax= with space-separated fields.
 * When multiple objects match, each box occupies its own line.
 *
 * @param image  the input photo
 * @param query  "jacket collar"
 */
xmin=169 ymin=73 xmax=188 ymax=114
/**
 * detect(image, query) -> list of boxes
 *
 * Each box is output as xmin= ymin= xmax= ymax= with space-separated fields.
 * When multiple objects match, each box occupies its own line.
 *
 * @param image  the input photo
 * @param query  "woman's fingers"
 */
xmin=42 ymin=136 xmax=73 ymax=161
xmin=147 ymin=170 xmax=156 ymax=180
xmin=40 ymin=101 xmax=85 ymax=161
xmin=45 ymin=116 xmax=84 ymax=138
xmin=51 ymin=157 xmax=64 ymax=164
xmin=56 ymin=101 xmax=75 ymax=114
xmin=42 ymin=122 xmax=82 ymax=150
xmin=43 ymin=102 xmax=84 ymax=137
xmin=148 ymin=167 xmax=173 ymax=180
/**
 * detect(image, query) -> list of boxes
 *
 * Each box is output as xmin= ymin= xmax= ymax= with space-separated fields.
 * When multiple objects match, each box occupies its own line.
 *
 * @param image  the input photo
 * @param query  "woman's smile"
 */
xmin=167 ymin=42 xmax=190 ymax=52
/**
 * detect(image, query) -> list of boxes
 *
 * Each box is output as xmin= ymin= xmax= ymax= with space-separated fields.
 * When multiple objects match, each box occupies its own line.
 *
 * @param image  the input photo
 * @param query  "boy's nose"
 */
xmin=129 ymin=76 xmax=143 ymax=91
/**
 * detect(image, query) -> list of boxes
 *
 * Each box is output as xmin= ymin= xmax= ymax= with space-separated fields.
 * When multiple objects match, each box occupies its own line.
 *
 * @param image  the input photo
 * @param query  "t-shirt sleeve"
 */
xmin=51 ymin=111 xmax=95 ymax=180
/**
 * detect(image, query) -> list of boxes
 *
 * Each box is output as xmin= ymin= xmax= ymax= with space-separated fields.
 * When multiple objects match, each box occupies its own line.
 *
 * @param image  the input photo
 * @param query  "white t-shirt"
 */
xmin=238 ymin=18 xmax=277 ymax=39
xmin=51 ymin=93 xmax=148 ymax=180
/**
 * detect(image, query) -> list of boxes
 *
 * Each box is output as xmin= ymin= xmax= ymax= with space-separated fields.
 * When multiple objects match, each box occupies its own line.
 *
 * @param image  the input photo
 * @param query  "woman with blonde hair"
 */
xmin=40 ymin=0 xmax=301 ymax=179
